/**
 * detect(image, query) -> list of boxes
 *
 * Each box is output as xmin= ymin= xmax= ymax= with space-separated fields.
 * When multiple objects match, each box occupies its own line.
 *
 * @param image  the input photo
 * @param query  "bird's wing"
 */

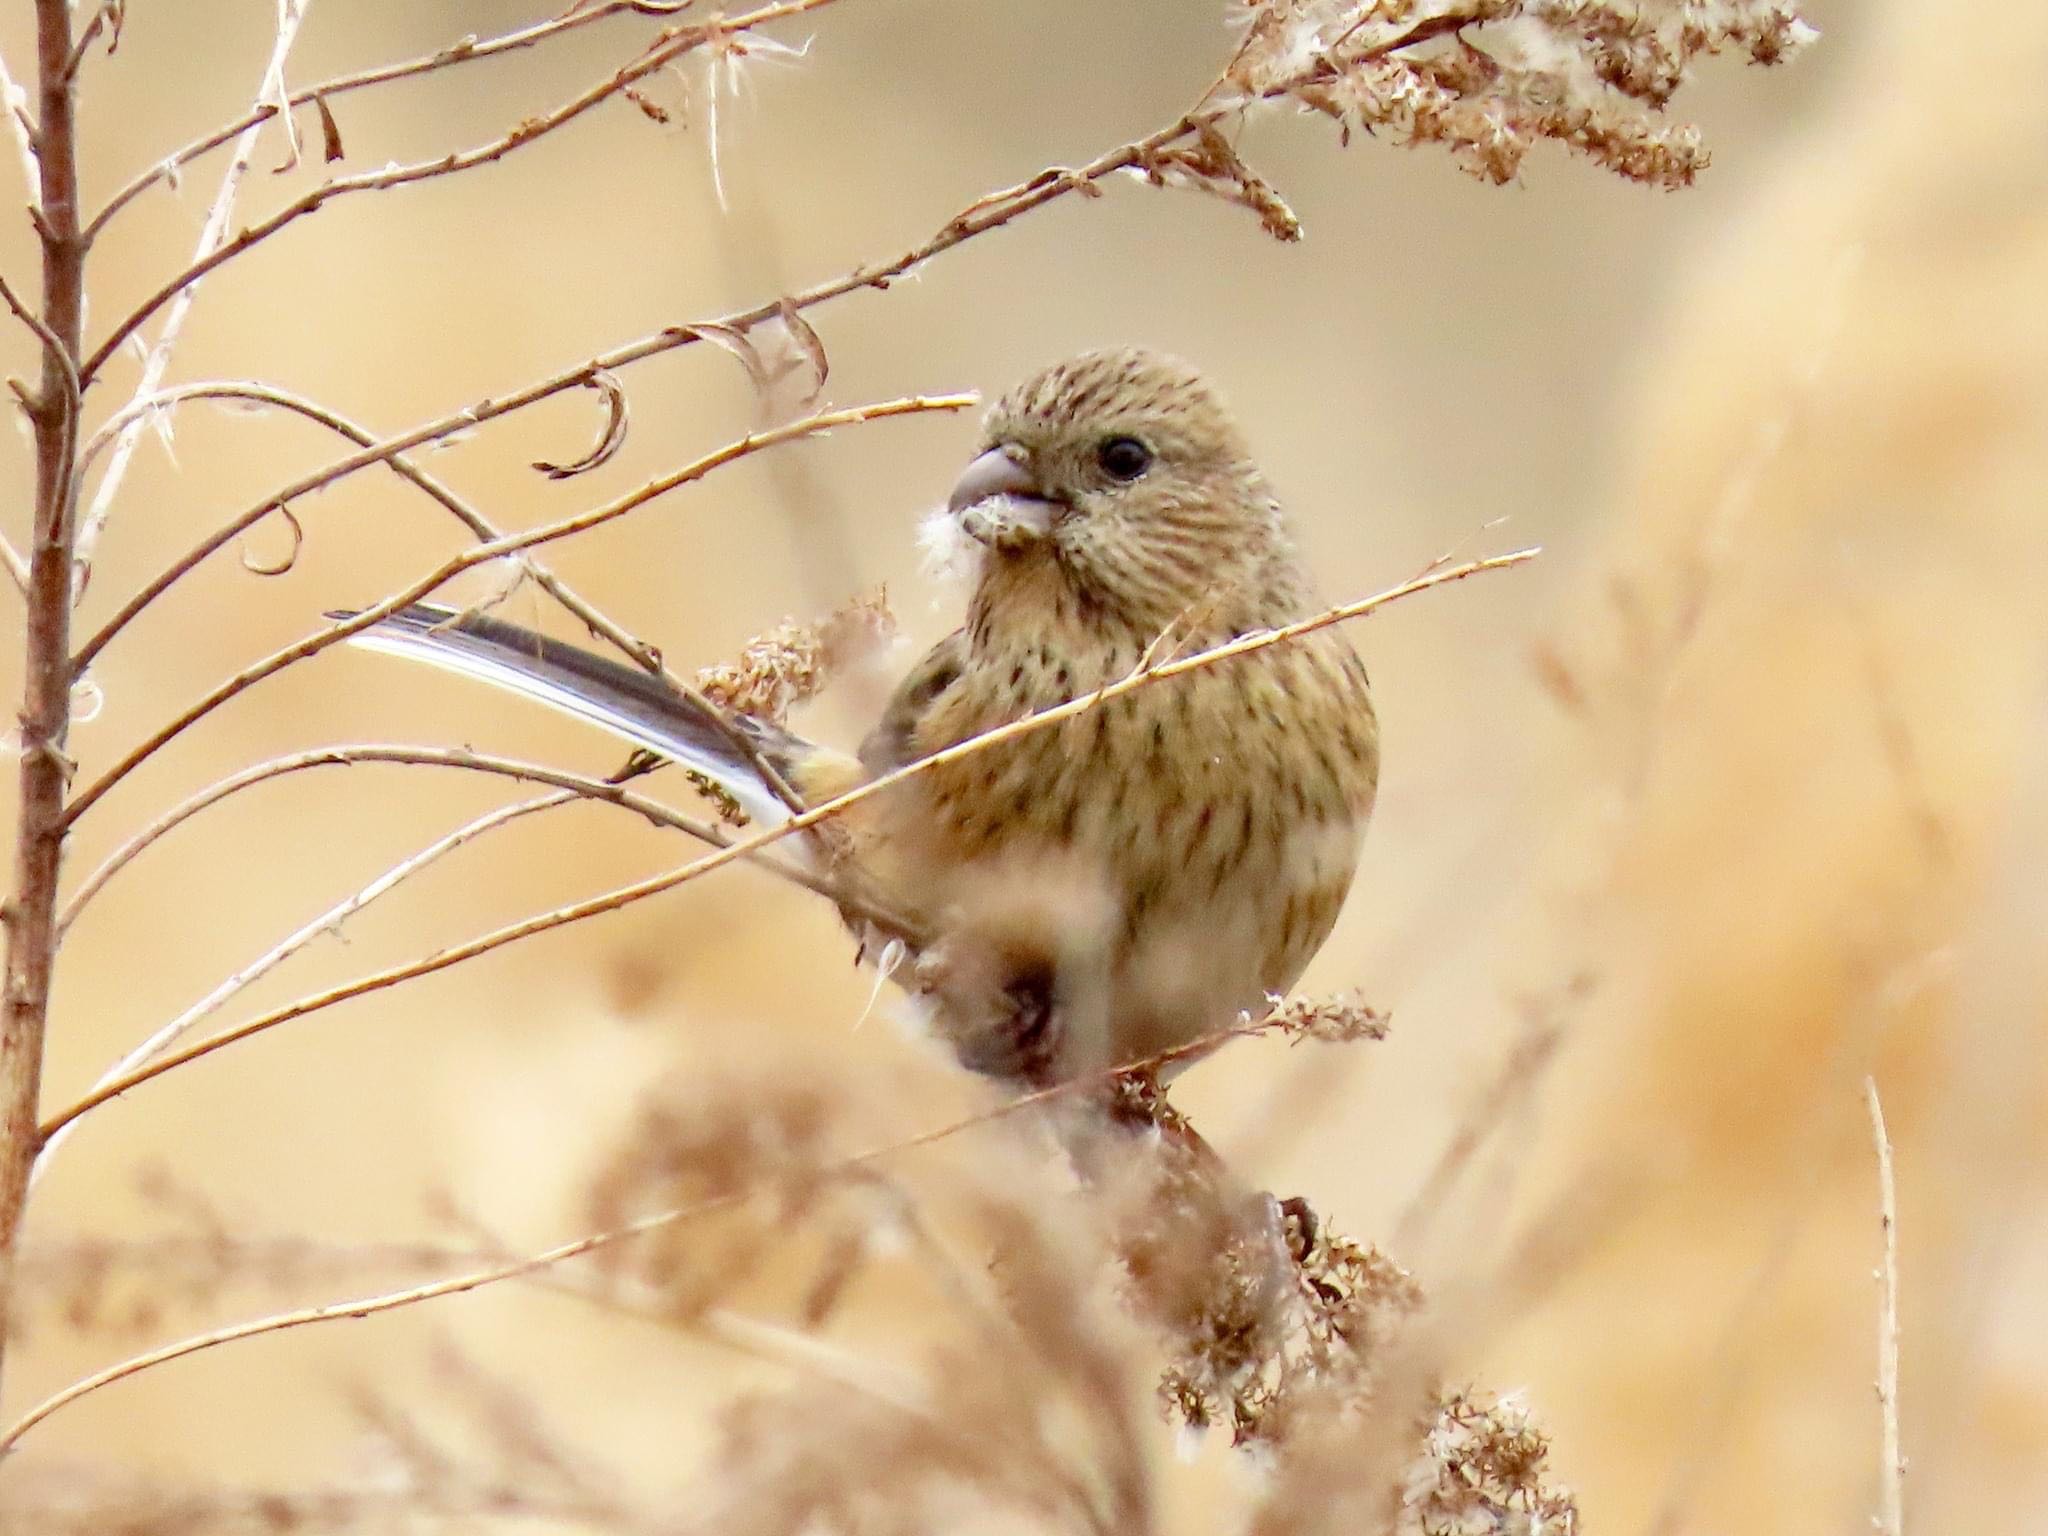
xmin=333 ymin=603 xmax=818 ymax=831
xmin=859 ymin=628 xmax=968 ymax=775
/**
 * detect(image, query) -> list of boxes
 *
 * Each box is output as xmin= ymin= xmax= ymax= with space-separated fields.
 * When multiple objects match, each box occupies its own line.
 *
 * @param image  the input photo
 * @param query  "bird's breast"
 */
xmin=888 ymin=626 xmax=1377 ymax=1039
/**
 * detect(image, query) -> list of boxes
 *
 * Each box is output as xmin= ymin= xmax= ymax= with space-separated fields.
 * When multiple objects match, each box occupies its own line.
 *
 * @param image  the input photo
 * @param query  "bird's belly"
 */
xmin=1105 ymin=803 xmax=1364 ymax=1066
xmin=902 ymin=671 xmax=1370 ymax=1074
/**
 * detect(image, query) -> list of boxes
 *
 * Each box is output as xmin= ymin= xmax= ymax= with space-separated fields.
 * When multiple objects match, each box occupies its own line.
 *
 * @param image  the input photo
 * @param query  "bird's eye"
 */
xmin=1096 ymin=436 xmax=1153 ymax=482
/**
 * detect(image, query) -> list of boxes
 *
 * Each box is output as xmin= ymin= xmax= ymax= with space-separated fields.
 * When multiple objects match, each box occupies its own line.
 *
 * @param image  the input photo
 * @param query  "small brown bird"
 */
xmin=348 ymin=349 xmax=1378 ymax=1085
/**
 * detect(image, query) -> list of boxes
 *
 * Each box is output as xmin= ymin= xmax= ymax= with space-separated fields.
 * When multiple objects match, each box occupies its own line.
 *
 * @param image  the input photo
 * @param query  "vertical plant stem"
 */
xmin=0 ymin=0 xmax=85 ymax=1397
xmin=1866 ymin=1077 xmax=1904 ymax=1536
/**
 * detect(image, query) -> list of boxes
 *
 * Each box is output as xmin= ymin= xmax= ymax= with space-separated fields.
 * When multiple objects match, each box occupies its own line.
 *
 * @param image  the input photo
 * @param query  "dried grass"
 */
xmin=0 ymin=0 xmax=1832 ymax=1529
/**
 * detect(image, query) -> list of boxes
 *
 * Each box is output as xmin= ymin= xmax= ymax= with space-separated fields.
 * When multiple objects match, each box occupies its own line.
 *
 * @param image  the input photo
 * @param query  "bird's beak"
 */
xmin=947 ymin=445 xmax=1058 ymax=549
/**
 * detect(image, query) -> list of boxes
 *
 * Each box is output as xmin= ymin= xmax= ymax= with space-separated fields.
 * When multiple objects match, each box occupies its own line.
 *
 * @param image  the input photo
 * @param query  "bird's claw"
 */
xmin=913 ymin=940 xmax=1062 ymax=1086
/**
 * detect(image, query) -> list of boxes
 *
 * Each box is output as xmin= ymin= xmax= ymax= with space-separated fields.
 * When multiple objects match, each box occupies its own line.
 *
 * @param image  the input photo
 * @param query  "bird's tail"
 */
xmin=332 ymin=604 xmax=816 ymax=831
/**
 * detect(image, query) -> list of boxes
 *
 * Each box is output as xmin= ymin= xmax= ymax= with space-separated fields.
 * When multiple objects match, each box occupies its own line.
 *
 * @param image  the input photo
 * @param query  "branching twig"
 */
xmin=0 ymin=269 xmax=79 ymax=410
xmin=83 ymin=1 xmax=701 ymax=243
xmin=38 ymin=549 xmax=1535 ymax=1139
xmin=41 ymin=744 xmax=922 ymax=1173
xmin=0 ymin=42 xmax=40 ymax=205
xmin=6 ymin=994 xmax=1362 ymax=1451
xmin=0 ymin=1198 xmax=708 ymax=1453
xmin=70 ymin=61 xmax=1362 ymax=672
xmin=69 ymin=0 xmax=316 ymax=595
xmin=57 ymin=748 xmax=724 ymax=938
xmin=61 ymin=393 xmax=974 ymax=826
xmin=77 ymin=0 xmax=849 ymax=387
xmin=56 ymin=742 xmax=907 ymax=949
xmin=38 ymin=791 xmax=565 ymax=1183
xmin=1867 ymin=1077 xmax=1905 ymax=1536
xmin=0 ymin=260 xmax=56 ymax=608
xmin=0 ymin=0 xmax=87 ymax=1401
xmin=72 ymin=378 xmax=814 ymax=818
xmin=42 ymin=737 xmax=914 ymax=1180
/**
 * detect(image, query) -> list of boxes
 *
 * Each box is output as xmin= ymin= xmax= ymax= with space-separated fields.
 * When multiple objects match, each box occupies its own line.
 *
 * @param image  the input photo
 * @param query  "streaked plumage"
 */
xmin=347 ymin=349 xmax=1379 ymax=1085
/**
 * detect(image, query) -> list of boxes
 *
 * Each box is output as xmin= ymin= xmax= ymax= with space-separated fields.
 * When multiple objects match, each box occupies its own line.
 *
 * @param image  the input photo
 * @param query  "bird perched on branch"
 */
xmin=345 ymin=349 xmax=1379 ymax=1087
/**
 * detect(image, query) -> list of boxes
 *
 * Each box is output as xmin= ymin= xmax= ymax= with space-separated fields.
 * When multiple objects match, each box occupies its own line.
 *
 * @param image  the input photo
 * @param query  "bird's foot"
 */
xmin=912 ymin=941 xmax=1062 ymax=1087
xmin=1274 ymin=1194 xmax=1319 ymax=1267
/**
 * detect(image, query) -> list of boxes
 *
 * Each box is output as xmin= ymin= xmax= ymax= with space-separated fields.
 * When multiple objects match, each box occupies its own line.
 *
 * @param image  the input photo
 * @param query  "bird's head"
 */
xmin=937 ymin=348 xmax=1295 ymax=634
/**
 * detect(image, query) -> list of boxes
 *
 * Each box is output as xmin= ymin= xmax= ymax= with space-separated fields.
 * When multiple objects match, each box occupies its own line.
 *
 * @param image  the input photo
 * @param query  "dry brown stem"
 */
xmin=38 ymin=549 xmax=1534 ymax=1139
xmin=0 ymin=0 xmax=87 ymax=1402
xmin=35 ymin=792 xmax=579 ymax=1187
xmin=81 ymin=2 xmax=696 ymax=245
xmin=0 ymin=0 xmax=1818 ymax=1514
xmin=73 ymin=377 xmax=818 ymax=820
xmin=1868 ymin=1077 xmax=1905 ymax=1536
xmin=60 ymin=392 xmax=973 ymax=826
xmin=4 ymin=992 xmax=1382 ymax=1453
xmin=76 ymin=0 xmax=852 ymax=387
xmin=58 ymin=744 xmax=751 ymax=933
xmin=38 ymin=742 xmax=927 ymax=1178
xmin=68 ymin=0 xmax=315 ymax=591
xmin=63 ymin=14 xmax=1496 ymax=683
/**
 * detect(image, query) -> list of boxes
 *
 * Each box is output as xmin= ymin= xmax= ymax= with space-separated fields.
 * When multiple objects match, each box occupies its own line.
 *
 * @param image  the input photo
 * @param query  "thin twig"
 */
xmin=1866 ymin=1077 xmax=1904 ymax=1536
xmin=0 ymin=1199 xmax=711 ymax=1452
xmin=0 ymin=280 xmax=39 ymax=581
xmin=78 ymin=0 xmax=849 ymax=387
xmin=78 ymin=0 xmax=1461 ymax=255
xmin=0 ymin=269 xmax=79 ymax=409
xmin=0 ymin=43 xmax=40 ymax=205
xmin=36 ymin=791 xmax=565 ymax=1183
xmin=1392 ymin=1009 xmax=1568 ymax=1252
xmin=39 ymin=548 xmax=1536 ymax=1138
xmin=60 ymin=393 xmax=974 ymax=826
xmin=7 ymin=1000 xmax=1329 ymax=1451
xmin=59 ymin=4 xmax=109 ymax=82
xmin=83 ymin=1 xmax=698 ymax=243
xmin=0 ymin=266 xmax=79 ymax=589
xmin=69 ymin=0 xmax=315 ymax=595
xmin=55 ymin=743 xmax=911 ymax=946
xmin=74 ymin=100 xmax=1236 ymax=672
xmin=42 ymin=743 xmax=918 ymax=1173
xmin=72 ymin=378 xmax=812 ymax=818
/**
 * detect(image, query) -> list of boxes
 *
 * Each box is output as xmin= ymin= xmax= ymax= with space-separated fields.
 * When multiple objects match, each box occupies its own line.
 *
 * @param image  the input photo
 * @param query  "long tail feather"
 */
xmin=332 ymin=604 xmax=801 ymax=830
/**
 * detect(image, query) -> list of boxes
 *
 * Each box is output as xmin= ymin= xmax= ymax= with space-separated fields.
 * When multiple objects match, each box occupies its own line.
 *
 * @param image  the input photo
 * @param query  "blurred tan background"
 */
xmin=1 ymin=0 xmax=2043 ymax=1529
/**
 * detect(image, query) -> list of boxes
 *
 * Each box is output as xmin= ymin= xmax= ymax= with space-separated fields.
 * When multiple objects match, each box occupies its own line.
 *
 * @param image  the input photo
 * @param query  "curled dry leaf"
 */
xmin=671 ymin=309 xmax=829 ymax=422
xmin=313 ymin=94 xmax=344 ymax=164
xmin=622 ymin=84 xmax=672 ymax=124
xmin=774 ymin=297 xmax=829 ymax=409
xmin=674 ymin=320 xmax=774 ymax=396
xmin=531 ymin=369 xmax=629 ymax=480
xmin=238 ymin=503 xmax=303 ymax=577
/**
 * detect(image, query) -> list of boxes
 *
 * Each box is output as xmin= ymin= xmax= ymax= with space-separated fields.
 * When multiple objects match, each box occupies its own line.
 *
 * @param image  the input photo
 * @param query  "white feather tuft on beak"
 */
xmin=917 ymin=503 xmax=984 ymax=587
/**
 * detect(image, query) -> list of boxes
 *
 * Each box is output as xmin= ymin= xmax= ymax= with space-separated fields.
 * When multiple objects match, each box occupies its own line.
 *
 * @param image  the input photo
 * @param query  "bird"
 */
xmin=342 ymin=348 xmax=1379 ymax=1087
